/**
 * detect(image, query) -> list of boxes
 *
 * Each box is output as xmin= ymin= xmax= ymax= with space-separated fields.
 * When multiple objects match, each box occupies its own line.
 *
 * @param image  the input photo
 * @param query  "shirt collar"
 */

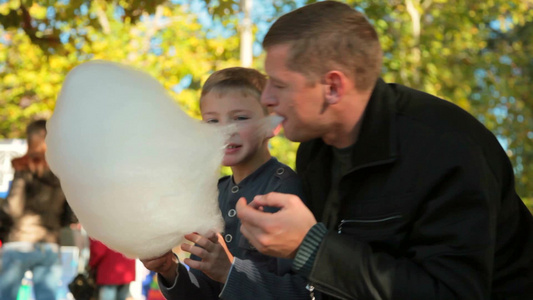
xmin=230 ymin=157 xmax=279 ymax=188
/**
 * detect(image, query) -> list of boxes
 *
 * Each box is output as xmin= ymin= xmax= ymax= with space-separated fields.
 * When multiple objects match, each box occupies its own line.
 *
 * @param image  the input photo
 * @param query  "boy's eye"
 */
xmin=235 ymin=116 xmax=250 ymax=121
xmin=205 ymin=119 xmax=218 ymax=124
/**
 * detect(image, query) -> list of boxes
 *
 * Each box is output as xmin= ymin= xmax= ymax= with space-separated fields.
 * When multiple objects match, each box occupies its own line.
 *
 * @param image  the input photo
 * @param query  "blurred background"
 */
xmin=1 ymin=0 xmax=532 ymax=200
xmin=0 ymin=0 xmax=532 ymax=298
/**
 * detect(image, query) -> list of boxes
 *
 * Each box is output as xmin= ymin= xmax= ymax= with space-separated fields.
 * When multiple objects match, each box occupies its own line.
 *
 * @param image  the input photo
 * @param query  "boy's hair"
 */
xmin=200 ymin=67 xmax=268 ymax=114
xmin=262 ymin=1 xmax=382 ymax=91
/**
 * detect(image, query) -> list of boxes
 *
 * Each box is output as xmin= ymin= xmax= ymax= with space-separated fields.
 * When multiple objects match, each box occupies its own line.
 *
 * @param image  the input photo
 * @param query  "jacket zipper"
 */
xmin=306 ymin=283 xmax=315 ymax=300
xmin=338 ymin=216 xmax=402 ymax=233
xmin=308 ymin=282 xmax=351 ymax=300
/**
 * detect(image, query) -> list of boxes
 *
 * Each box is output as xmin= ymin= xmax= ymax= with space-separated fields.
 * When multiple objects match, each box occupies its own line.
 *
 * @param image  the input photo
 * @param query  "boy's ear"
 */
xmin=323 ymin=71 xmax=345 ymax=105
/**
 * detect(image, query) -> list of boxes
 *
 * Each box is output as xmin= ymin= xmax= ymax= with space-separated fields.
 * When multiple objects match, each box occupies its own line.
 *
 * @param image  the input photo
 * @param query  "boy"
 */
xmin=141 ymin=67 xmax=308 ymax=299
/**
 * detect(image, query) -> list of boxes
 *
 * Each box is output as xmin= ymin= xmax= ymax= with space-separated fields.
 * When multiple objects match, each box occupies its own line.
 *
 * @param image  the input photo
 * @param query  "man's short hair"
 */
xmin=201 ymin=67 xmax=268 ymax=114
xmin=263 ymin=1 xmax=382 ymax=91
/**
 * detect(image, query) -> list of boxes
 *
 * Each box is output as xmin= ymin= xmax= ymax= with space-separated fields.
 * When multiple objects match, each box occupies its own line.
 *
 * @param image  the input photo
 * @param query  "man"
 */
xmin=0 ymin=120 xmax=78 ymax=300
xmin=236 ymin=1 xmax=533 ymax=299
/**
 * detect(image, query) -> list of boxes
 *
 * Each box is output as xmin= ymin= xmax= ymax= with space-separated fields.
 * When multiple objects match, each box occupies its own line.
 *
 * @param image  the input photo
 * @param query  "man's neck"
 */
xmin=322 ymin=90 xmax=371 ymax=149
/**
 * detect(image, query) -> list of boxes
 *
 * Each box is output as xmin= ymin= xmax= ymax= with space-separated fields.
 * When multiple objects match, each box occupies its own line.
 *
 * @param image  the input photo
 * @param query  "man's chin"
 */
xmin=284 ymin=129 xmax=314 ymax=143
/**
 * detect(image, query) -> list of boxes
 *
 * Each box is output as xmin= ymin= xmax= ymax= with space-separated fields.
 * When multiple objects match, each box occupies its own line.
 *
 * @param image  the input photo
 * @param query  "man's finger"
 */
xmin=239 ymin=223 xmax=259 ymax=246
xmin=236 ymin=197 xmax=277 ymax=226
xmin=251 ymin=192 xmax=294 ymax=208
xmin=239 ymin=223 xmax=252 ymax=241
xmin=246 ymin=196 xmax=263 ymax=209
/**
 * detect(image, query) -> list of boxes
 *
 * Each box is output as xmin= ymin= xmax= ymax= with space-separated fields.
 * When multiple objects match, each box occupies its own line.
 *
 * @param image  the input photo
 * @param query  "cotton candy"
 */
xmin=46 ymin=60 xmax=225 ymax=259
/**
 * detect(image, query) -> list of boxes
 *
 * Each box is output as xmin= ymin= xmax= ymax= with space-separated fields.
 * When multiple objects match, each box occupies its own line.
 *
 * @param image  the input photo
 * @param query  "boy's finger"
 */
xmin=184 ymin=233 xmax=214 ymax=251
xmin=183 ymin=258 xmax=204 ymax=271
xmin=207 ymin=232 xmax=219 ymax=244
xmin=181 ymin=243 xmax=208 ymax=259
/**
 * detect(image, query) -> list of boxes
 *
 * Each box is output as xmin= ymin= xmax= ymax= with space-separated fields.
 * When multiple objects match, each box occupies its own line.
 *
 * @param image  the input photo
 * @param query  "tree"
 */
xmin=0 ymin=0 xmax=299 ymax=173
xmin=0 ymin=0 xmax=241 ymax=135
xmin=1 ymin=0 xmax=531 ymax=198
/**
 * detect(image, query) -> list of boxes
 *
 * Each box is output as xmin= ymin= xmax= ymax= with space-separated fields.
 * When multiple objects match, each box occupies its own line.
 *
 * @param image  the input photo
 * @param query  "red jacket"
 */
xmin=88 ymin=239 xmax=136 ymax=285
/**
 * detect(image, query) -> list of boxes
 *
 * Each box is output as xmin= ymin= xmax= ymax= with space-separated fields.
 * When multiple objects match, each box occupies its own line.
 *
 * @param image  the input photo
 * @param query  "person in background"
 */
xmin=0 ymin=119 xmax=78 ymax=300
xmin=0 ymin=197 xmax=12 ymax=248
xmin=141 ymin=67 xmax=309 ymax=299
xmin=89 ymin=238 xmax=136 ymax=300
xmin=236 ymin=1 xmax=533 ymax=299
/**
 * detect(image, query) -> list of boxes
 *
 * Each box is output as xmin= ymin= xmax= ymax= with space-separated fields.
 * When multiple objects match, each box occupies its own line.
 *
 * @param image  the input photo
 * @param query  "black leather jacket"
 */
xmin=296 ymin=79 xmax=533 ymax=299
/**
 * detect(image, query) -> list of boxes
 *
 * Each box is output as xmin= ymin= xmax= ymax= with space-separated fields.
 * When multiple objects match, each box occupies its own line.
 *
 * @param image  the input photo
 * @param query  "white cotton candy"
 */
xmin=45 ymin=60 xmax=225 ymax=259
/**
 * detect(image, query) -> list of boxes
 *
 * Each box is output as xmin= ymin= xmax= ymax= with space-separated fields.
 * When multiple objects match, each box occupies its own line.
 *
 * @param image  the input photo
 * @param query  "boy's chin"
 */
xmin=222 ymin=157 xmax=239 ymax=167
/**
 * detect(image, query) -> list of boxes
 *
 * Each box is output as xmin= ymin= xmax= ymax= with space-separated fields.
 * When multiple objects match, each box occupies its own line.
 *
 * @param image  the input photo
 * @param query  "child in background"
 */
xmin=89 ymin=239 xmax=136 ymax=300
xmin=141 ymin=67 xmax=308 ymax=299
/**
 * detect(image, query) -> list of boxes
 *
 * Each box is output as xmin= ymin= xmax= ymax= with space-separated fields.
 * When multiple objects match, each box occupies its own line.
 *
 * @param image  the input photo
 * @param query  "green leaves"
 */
xmin=1 ymin=0 xmax=531 ymax=196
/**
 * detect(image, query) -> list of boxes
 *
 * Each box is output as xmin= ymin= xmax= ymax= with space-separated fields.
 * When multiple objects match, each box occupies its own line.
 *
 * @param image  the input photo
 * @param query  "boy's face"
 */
xmin=201 ymin=90 xmax=268 ymax=167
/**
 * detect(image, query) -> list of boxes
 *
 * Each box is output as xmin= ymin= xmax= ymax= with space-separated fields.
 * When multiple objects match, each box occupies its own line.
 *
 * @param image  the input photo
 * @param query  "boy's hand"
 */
xmin=140 ymin=251 xmax=179 ymax=285
xmin=182 ymin=231 xmax=234 ymax=283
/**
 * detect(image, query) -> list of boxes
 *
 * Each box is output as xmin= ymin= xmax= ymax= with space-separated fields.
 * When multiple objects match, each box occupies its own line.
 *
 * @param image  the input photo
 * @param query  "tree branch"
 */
xmin=19 ymin=3 xmax=61 ymax=46
xmin=405 ymin=0 xmax=421 ymax=85
xmin=95 ymin=0 xmax=111 ymax=34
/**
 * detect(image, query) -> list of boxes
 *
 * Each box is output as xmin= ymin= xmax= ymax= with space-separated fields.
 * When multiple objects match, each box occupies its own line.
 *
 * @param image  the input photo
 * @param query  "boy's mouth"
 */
xmin=225 ymin=144 xmax=242 ymax=153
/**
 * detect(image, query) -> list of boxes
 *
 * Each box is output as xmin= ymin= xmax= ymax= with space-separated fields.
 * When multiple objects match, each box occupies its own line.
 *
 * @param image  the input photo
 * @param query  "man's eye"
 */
xmin=271 ymin=81 xmax=285 ymax=89
xmin=206 ymin=119 xmax=218 ymax=124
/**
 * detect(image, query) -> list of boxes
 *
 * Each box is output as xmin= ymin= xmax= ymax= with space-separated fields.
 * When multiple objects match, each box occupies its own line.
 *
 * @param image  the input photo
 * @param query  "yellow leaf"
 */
xmin=29 ymin=4 xmax=47 ymax=20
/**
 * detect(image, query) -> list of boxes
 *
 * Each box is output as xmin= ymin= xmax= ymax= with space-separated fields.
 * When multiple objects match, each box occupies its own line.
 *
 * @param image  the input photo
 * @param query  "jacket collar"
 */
xmin=349 ymin=78 xmax=398 ymax=170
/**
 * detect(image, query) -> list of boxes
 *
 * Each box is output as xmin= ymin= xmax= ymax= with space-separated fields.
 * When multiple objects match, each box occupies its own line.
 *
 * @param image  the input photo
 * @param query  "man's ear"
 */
xmin=323 ymin=71 xmax=345 ymax=105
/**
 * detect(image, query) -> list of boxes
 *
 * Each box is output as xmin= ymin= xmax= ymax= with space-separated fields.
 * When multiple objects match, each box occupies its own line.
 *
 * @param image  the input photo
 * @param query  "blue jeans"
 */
xmin=98 ymin=284 xmax=130 ymax=300
xmin=0 ymin=242 xmax=61 ymax=300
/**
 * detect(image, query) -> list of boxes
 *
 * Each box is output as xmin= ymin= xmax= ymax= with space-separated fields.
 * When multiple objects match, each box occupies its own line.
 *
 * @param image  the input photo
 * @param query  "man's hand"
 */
xmin=236 ymin=192 xmax=317 ymax=259
xmin=182 ymin=231 xmax=234 ymax=283
xmin=140 ymin=251 xmax=179 ymax=284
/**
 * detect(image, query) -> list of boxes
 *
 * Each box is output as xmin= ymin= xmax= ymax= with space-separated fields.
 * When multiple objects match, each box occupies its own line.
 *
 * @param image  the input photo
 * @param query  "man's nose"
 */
xmin=261 ymin=86 xmax=277 ymax=107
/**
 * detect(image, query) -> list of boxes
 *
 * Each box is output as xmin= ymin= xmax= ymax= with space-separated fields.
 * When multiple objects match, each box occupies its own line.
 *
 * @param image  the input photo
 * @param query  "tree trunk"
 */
xmin=240 ymin=0 xmax=253 ymax=67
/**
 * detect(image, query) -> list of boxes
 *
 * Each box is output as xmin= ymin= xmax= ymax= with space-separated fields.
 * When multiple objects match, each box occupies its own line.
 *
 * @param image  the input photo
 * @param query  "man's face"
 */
xmin=261 ymin=44 xmax=327 ymax=142
xmin=27 ymin=130 xmax=49 ymax=176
